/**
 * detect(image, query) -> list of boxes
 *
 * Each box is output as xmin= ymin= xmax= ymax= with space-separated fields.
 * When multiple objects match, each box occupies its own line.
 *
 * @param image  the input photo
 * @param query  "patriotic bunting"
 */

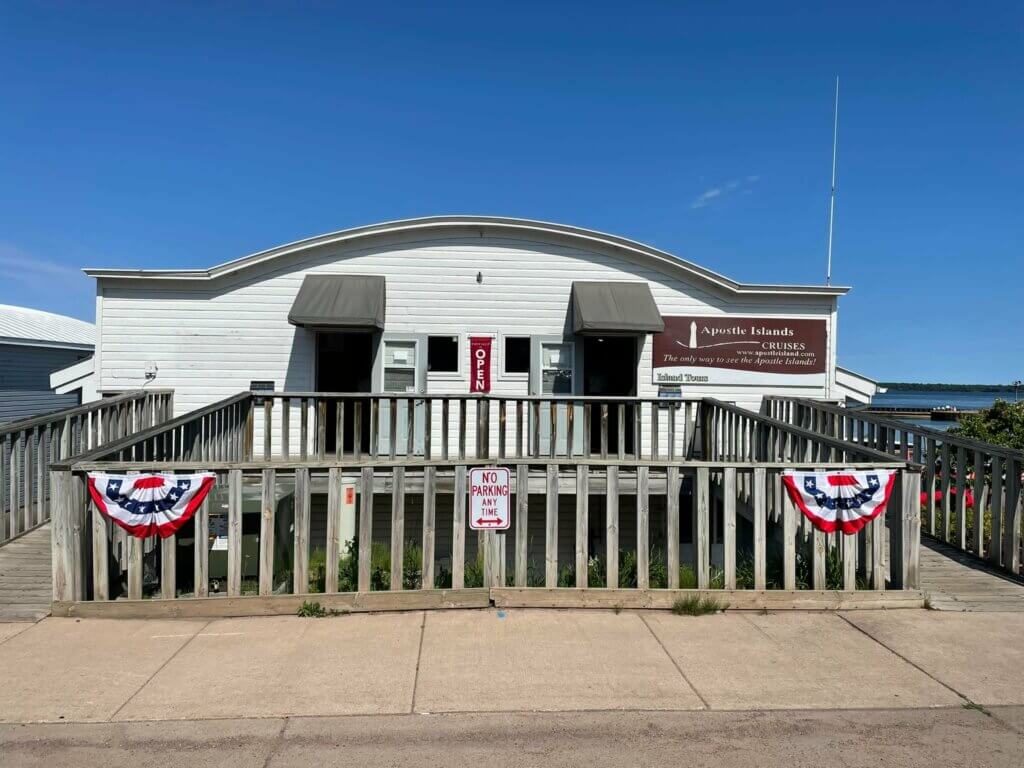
xmin=87 ymin=472 xmax=216 ymax=539
xmin=781 ymin=470 xmax=897 ymax=534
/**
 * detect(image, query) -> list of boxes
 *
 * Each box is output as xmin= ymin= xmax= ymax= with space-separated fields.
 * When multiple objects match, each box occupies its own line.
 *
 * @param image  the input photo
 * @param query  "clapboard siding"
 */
xmin=0 ymin=344 xmax=90 ymax=422
xmin=97 ymin=229 xmax=838 ymax=438
xmin=0 ymin=391 xmax=80 ymax=423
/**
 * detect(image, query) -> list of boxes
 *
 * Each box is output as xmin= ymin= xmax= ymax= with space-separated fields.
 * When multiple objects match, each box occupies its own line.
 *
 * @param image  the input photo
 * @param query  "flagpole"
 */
xmin=826 ymin=76 xmax=839 ymax=286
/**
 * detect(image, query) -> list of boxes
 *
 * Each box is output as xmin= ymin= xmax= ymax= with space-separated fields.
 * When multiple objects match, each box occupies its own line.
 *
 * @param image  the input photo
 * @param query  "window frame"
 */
xmin=500 ymin=333 xmax=531 ymax=379
xmin=533 ymin=339 xmax=576 ymax=396
xmin=380 ymin=337 xmax=421 ymax=393
xmin=426 ymin=334 xmax=462 ymax=376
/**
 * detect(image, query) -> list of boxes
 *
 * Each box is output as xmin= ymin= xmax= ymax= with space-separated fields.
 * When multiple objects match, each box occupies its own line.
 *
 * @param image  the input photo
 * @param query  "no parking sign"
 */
xmin=469 ymin=467 xmax=510 ymax=530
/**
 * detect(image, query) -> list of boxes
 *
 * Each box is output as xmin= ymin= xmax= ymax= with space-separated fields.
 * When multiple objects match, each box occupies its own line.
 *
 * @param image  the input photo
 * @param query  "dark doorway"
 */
xmin=583 ymin=335 xmax=638 ymax=455
xmin=317 ymin=332 xmax=374 ymax=454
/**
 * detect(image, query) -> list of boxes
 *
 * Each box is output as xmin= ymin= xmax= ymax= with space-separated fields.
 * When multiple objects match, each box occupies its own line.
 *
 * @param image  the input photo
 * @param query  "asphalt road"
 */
xmin=2 ymin=707 xmax=1023 ymax=768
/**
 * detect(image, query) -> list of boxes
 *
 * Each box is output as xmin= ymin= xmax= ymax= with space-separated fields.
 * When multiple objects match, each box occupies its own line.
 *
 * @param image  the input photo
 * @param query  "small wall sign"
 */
xmin=469 ymin=467 xmax=510 ymax=530
xmin=469 ymin=336 xmax=492 ymax=393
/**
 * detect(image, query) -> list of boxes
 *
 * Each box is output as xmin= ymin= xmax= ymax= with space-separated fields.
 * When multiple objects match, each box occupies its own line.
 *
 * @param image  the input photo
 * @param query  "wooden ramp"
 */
xmin=0 ymin=524 xmax=52 ymax=622
xmin=920 ymin=536 xmax=1024 ymax=612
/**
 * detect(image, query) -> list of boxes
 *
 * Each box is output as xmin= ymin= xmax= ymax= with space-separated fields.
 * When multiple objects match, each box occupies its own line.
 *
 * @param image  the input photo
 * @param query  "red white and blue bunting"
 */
xmin=781 ymin=470 xmax=897 ymax=534
xmin=87 ymin=472 xmax=216 ymax=539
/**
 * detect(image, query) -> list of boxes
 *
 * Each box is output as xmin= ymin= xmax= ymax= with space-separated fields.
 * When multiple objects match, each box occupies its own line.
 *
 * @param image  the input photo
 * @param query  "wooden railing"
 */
xmin=249 ymin=392 xmax=703 ymax=463
xmin=0 ymin=390 xmax=173 ymax=546
xmin=765 ymin=397 xmax=1024 ymax=576
xmin=70 ymin=391 xmax=702 ymax=465
xmin=73 ymin=391 xmax=252 ymax=465
xmin=703 ymin=398 xmax=923 ymax=590
xmin=48 ymin=395 xmax=921 ymax=610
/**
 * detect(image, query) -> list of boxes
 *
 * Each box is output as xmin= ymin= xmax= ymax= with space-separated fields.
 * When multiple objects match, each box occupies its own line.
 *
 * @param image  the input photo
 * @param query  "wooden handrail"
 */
xmin=2 ymin=389 xmax=175 ymax=546
xmin=255 ymin=390 xmax=702 ymax=404
xmin=0 ymin=389 xmax=173 ymax=437
xmin=705 ymin=397 xmax=918 ymax=467
xmin=769 ymin=396 xmax=1024 ymax=462
xmin=766 ymin=395 xmax=1022 ymax=577
xmin=53 ymin=391 xmax=251 ymax=469
xmin=70 ymin=457 xmax=910 ymax=471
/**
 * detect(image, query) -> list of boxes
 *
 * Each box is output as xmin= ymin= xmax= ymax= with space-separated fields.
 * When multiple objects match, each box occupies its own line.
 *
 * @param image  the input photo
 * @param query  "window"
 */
xmin=427 ymin=335 xmax=459 ymax=373
xmin=383 ymin=340 xmax=417 ymax=392
xmin=503 ymin=336 xmax=530 ymax=375
xmin=540 ymin=342 xmax=573 ymax=394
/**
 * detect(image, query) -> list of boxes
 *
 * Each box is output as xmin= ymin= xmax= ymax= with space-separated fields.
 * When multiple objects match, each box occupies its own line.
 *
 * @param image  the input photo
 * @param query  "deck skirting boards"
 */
xmin=51 ymin=587 xmax=924 ymax=619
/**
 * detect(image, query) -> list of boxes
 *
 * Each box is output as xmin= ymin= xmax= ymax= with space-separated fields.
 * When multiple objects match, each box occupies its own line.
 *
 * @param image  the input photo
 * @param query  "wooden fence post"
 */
xmin=888 ymin=469 xmax=921 ymax=590
xmin=1002 ymin=458 xmax=1021 ymax=574
xmin=293 ymin=468 xmax=310 ymax=594
xmin=905 ymin=470 xmax=921 ymax=589
xmin=575 ymin=465 xmax=589 ymax=588
xmin=50 ymin=469 xmax=83 ymax=602
xmin=227 ymin=469 xmax=243 ymax=596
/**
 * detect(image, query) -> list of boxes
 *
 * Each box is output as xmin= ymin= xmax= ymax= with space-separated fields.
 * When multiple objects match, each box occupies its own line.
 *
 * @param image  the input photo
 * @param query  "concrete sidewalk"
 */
xmin=1 ymin=608 xmax=1023 ymax=765
xmin=2 ymin=609 xmax=1024 ymax=722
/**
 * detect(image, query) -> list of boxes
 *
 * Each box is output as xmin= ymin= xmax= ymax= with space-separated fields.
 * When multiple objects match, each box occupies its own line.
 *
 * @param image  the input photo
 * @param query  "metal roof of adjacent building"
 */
xmin=0 ymin=304 xmax=95 ymax=350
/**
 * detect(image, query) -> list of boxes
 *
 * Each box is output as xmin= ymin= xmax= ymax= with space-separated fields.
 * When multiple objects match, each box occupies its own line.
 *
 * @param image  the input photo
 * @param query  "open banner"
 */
xmin=87 ymin=473 xmax=216 ymax=539
xmin=781 ymin=470 xmax=897 ymax=534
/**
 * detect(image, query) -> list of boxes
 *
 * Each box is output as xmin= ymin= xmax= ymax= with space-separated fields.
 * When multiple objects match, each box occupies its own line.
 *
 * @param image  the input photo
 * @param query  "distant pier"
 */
xmin=862 ymin=405 xmax=978 ymax=422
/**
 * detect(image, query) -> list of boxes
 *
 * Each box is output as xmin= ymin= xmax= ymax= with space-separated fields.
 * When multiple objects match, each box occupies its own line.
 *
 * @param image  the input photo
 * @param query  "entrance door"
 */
xmin=316 ymin=332 xmax=374 ymax=454
xmin=378 ymin=337 xmax=427 ymax=455
xmin=583 ymin=335 xmax=638 ymax=455
xmin=529 ymin=339 xmax=583 ymax=455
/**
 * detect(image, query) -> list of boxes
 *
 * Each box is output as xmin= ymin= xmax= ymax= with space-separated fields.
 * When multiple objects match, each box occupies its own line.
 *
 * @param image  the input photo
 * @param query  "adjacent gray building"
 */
xmin=0 ymin=304 xmax=94 ymax=423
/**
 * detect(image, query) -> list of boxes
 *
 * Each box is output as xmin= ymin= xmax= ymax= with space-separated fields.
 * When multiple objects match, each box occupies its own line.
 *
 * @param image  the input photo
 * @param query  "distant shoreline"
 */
xmin=880 ymin=383 xmax=1016 ymax=392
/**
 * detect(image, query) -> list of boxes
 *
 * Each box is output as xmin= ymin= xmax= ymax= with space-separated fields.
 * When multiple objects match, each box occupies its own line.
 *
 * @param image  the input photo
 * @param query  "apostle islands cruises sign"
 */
xmin=652 ymin=316 xmax=827 ymax=386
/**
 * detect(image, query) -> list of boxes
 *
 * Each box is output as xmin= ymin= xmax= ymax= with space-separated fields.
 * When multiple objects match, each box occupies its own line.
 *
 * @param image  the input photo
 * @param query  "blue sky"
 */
xmin=1 ymin=2 xmax=1021 ymax=383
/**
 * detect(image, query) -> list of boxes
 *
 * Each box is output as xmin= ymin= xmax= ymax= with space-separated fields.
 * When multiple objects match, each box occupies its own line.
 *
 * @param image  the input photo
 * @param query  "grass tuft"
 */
xmin=297 ymin=600 xmax=327 ymax=618
xmin=671 ymin=595 xmax=726 ymax=616
xmin=296 ymin=600 xmax=348 ymax=618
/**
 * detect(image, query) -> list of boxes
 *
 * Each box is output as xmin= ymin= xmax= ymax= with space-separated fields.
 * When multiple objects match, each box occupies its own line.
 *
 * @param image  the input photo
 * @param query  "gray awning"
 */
xmin=288 ymin=275 xmax=386 ymax=330
xmin=571 ymin=281 xmax=664 ymax=334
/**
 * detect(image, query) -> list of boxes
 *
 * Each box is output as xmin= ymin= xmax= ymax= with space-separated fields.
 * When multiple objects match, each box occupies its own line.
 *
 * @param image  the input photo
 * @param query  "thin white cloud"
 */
xmin=0 ymin=243 xmax=84 ymax=283
xmin=690 ymin=176 xmax=760 ymax=209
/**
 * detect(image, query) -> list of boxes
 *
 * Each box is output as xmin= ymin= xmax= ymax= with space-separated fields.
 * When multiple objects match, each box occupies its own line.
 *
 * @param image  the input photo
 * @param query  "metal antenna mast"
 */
xmin=826 ymin=76 xmax=839 ymax=286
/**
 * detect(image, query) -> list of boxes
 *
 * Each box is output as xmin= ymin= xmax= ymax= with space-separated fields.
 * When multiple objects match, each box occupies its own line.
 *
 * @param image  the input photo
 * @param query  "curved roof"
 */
xmin=0 ymin=304 xmax=95 ymax=350
xmin=83 ymin=215 xmax=849 ymax=297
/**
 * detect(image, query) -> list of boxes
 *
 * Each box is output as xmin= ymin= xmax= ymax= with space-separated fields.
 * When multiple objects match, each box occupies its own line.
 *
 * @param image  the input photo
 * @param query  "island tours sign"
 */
xmin=652 ymin=316 xmax=827 ymax=386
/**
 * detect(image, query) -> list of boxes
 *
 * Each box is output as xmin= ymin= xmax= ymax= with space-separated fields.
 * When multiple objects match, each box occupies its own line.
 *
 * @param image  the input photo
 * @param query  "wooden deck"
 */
xmin=919 ymin=536 xmax=1024 ymax=611
xmin=0 ymin=524 xmax=51 ymax=622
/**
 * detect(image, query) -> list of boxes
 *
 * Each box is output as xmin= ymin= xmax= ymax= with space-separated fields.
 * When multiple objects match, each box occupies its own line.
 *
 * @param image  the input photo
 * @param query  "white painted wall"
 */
xmin=95 ymin=225 xmax=839 ymax=452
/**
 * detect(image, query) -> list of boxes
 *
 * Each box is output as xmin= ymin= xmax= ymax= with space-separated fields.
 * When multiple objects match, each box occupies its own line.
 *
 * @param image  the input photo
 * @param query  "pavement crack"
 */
xmin=0 ymin=621 xmax=35 ymax=648
xmin=261 ymin=717 xmax=290 ymax=768
xmin=638 ymin=613 xmax=710 ymax=710
xmin=410 ymin=610 xmax=427 ymax=713
xmin=836 ymin=613 xmax=973 ymax=704
xmin=107 ymin=619 xmax=212 ymax=722
xmin=739 ymin=613 xmax=778 ymax=643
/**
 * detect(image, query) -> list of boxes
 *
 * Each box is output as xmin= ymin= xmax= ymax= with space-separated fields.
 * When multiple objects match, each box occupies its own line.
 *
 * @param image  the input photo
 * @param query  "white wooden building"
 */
xmin=62 ymin=216 xmax=902 ymax=592
xmin=85 ymin=216 xmax=848 ymax=434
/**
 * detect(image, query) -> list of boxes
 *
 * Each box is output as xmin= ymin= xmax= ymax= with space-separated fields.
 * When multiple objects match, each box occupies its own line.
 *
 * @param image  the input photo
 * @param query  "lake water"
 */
xmin=872 ymin=389 xmax=1020 ymax=410
xmin=866 ymin=388 xmax=1020 ymax=431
